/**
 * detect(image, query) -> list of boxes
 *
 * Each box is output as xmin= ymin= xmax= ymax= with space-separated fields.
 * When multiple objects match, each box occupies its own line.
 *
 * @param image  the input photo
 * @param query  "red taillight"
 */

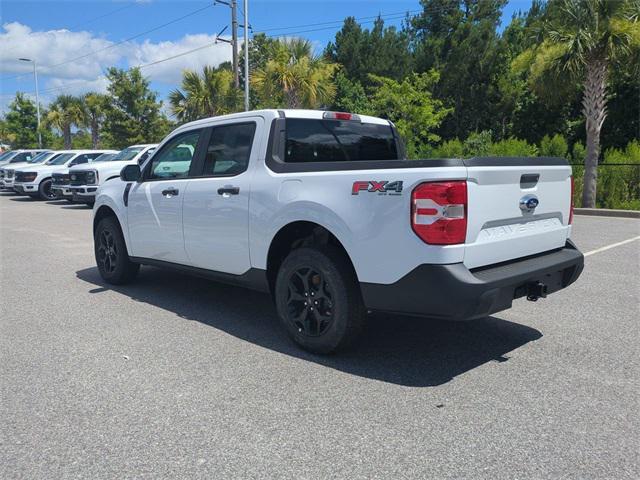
xmin=569 ymin=176 xmax=574 ymax=225
xmin=322 ymin=111 xmax=360 ymax=121
xmin=411 ymin=181 xmax=467 ymax=245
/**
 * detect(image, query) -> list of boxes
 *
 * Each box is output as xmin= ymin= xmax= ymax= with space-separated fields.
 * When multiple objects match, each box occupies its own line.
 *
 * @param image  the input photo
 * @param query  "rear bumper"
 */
xmin=360 ymin=240 xmax=584 ymax=320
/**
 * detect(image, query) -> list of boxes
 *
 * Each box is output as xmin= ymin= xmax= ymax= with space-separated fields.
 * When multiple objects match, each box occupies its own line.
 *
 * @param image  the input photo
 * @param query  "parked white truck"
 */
xmin=51 ymin=151 xmax=119 ymax=202
xmin=68 ymin=144 xmax=157 ymax=204
xmin=0 ymin=150 xmax=56 ymax=190
xmin=92 ymin=109 xmax=584 ymax=353
xmin=14 ymin=150 xmax=114 ymax=200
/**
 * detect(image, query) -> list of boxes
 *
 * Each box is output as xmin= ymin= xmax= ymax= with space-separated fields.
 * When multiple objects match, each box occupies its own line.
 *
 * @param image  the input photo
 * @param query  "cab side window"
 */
xmin=85 ymin=153 xmax=103 ymax=162
xmin=71 ymin=154 xmax=90 ymax=165
xmin=203 ymin=123 xmax=256 ymax=176
xmin=147 ymin=131 xmax=200 ymax=180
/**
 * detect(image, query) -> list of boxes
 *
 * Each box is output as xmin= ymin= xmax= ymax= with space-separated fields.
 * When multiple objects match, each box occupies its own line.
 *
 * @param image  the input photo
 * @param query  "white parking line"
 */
xmin=584 ymin=236 xmax=640 ymax=257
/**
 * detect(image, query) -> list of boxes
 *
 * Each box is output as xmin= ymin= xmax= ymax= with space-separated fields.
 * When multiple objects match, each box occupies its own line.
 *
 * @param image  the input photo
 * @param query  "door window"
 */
xmin=203 ymin=123 xmax=256 ymax=176
xmin=147 ymin=131 xmax=200 ymax=180
xmin=71 ymin=154 xmax=91 ymax=165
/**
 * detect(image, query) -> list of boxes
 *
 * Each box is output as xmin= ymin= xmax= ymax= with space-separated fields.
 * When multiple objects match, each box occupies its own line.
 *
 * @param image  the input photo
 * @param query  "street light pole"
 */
xmin=19 ymin=58 xmax=42 ymax=148
xmin=244 ymin=0 xmax=249 ymax=111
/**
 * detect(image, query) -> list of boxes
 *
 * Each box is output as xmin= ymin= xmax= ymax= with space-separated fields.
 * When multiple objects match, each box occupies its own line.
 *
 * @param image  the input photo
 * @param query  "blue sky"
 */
xmin=0 ymin=0 xmax=533 ymax=114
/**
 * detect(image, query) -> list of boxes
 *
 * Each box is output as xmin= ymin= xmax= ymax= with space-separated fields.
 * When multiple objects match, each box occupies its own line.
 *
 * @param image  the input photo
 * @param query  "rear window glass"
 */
xmin=284 ymin=119 xmax=399 ymax=163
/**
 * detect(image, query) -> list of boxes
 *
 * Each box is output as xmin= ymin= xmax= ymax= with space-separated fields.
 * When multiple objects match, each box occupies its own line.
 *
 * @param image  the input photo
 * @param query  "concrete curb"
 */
xmin=575 ymin=208 xmax=640 ymax=219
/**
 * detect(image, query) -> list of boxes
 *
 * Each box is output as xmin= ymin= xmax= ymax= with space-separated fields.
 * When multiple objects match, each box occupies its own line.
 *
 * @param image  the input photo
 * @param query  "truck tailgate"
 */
xmin=464 ymin=161 xmax=572 ymax=269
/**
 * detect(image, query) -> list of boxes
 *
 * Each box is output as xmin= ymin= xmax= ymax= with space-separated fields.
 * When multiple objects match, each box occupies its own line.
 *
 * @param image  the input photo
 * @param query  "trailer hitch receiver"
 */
xmin=526 ymin=282 xmax=548 ymax=302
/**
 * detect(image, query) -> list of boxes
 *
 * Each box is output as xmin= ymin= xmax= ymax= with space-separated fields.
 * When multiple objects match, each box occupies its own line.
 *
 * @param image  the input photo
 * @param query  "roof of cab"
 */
xmin=174 ymin=109 xmax=390 ymax=133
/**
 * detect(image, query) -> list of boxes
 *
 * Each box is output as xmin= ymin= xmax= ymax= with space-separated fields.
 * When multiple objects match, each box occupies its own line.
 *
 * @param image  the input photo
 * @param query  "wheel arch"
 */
xmin=93 ymin=205 xmax=124 ymax=239
xmin=265 ymin=221 xmax=358 ymax=296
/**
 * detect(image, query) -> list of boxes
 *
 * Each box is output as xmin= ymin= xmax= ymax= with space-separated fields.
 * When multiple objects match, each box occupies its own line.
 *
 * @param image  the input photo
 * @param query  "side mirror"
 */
xmin=120 ymin=164 xmax=141 ymax=182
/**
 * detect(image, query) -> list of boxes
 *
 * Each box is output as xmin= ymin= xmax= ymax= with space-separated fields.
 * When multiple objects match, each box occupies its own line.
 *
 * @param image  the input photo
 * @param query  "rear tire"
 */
xmin=38 ymin=179 xmax=57 ymax=201
xmin=94 ymin=216 xmax=139 ymax=285
xmin=275 ymin=246 xmax=365 ymax=354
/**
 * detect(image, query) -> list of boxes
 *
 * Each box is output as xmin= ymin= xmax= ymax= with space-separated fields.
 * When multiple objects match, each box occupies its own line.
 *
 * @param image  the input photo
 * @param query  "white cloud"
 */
xmin=0 ymin=22 xmax=233 ymax=106
xmin=130 ymin=34 xmax=233 ymax=84
xmin=0 ymin=22 xmax=125 ymax=80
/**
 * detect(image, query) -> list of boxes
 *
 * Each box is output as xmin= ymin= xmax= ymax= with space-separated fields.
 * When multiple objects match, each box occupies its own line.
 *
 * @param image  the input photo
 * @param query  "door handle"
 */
xmin=217 ymin=187 xmax=240 ymax=196
xmin=161 ymin=187 xmax=179 ymax=197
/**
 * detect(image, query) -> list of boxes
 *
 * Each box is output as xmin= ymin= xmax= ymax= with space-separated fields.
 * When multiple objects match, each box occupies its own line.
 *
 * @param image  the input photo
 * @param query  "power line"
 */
xmin=253 ymin=9 xmax=420 ymax=34
xmin=65 ymin=3 xmax=137 ymax=32
xmin=5 ymin=7 xmax=446 ymax=99
xmin=1 ymin=2 xmax=214 ymax=81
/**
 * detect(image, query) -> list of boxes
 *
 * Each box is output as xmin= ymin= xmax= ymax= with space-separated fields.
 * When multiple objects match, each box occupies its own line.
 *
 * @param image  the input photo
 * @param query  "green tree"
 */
xmin=516 ymin=0 xmax=640 ymax=208
xmin=46 ymin=94 xmax=84 ymax=149
xmin=0 ymin=119 xmax=17 ymax=147
xmin=169 ymin=65 xmax=241 ymax=123
xmin=326 ymin=16 xmax=412 ymax=86
xmin=332 ymin=72 xmax=369 ymax=113
xmin=4 ymin=93 xmax=39 ymax=148
xmin=411 ymin=0 xmax=508 ymax=139
xmin=252 ymin=38 xmax=338 ymax=109
xmin=81 ymin=92 xmax=109 ymax=148
xmin=102 ymin=67 xmax=170 ymax=149
xmin=364 ymin=71 xmax=452 ymax=157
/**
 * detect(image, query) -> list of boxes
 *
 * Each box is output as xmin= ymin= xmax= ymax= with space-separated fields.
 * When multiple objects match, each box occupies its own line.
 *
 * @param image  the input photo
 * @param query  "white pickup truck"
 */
xmin=68 ymin=144 xmax=157 ymax=204
xmin=14 ymin=150 xmax=114 ymax=200
xmin=93 ymin=109 xmax=584 ymax=353
xmin=0 ymin=150 xmax=56 ymax=190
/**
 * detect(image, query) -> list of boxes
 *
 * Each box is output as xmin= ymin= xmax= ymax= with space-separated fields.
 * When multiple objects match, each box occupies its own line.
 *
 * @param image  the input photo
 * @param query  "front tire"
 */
xmin=38 ymin=179 xmax=57 ymax=201
xmin=275 ymin=246 xmax=365 ymax=354
xmin=94 ymin=216 xmax=139 ymax=285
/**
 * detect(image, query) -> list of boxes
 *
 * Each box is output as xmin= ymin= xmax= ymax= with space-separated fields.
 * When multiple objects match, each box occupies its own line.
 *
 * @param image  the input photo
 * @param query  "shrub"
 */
xmin=463 ymin=131 xmax=493 ymax=157
xmin=539 ymin=134 xmax=569 ymax=158
xmin=489 ymin=138 xmax=538 ymax=157
xmin=430 ymin=138 xmax=464 ymax=158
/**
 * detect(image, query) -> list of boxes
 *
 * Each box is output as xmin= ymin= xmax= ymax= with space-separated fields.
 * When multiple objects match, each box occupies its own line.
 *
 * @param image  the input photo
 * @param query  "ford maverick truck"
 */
xmin=92 ymin=109 xmax=584 ymax=353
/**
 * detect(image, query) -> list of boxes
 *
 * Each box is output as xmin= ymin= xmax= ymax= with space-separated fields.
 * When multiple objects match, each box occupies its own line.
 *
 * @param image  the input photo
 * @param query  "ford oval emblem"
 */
xmin=519 ymin=194 xmax=539 ymax=212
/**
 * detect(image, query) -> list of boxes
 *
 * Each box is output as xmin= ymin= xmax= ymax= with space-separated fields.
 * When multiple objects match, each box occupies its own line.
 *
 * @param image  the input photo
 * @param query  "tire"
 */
xmin=275 ymin=246 xmax=366 ymax=354
xmin=37 ymin=179 xmax=57 ymax=201
xmin=94 ymin=216 xmax=140 ymax=285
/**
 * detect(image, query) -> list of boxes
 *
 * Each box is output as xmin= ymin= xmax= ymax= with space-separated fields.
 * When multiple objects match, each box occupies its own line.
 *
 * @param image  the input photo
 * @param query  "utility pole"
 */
xmin=19 ymin=57 xmax=42 ymax=148
xmin=243 ymin=0 xmax=249 ymax=110
xmin=215 ymin=1 xmax=240 ymax=89
xmin=231 ymin=0 xmax=239 ymax=88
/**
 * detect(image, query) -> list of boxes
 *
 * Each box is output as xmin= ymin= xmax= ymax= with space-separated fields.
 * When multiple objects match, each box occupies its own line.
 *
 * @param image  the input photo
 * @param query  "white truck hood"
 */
xmin=16 ymin=164 xmax=68 ymax=175
xmin=69 ymin=160 xmax=135 ymax=185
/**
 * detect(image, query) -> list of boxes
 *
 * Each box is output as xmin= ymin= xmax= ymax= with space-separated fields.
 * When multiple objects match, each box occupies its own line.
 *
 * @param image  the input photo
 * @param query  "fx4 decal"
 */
xmin=351 ymin=180 xmax=404 ymax=196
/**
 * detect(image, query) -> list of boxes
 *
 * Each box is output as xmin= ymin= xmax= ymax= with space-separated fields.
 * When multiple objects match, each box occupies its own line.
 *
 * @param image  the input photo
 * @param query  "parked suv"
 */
xmin=52 ymin=150 xmax=117 ymax=201
xmin=93 ymin=109 xmax=583 ymax=353
xmin=13 ymin=150 xmax=114 ymax=200
xmin=69 ymin=144 xmax=157 ymax=204
xmin=0 ymin=150 xmax=57 ymax=190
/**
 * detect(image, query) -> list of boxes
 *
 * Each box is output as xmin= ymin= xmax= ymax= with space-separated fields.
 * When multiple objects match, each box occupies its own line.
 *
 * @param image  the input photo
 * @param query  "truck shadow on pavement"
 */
xmin=76 ymin=265 xmax=542 ymax=387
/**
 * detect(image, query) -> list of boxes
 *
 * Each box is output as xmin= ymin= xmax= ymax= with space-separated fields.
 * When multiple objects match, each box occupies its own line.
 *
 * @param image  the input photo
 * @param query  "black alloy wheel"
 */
xmin=286 ymin=266 xmax=335 ymax=337
xmin=39 ymin=179 xmax=57 ymax=200
xmin=97 ymin=229 xmax=118 ymax=275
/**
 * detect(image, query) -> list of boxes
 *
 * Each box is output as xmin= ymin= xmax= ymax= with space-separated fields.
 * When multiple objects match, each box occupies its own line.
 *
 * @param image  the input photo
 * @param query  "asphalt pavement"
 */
xmin=1 ymin=192 xmax=639 ymax=479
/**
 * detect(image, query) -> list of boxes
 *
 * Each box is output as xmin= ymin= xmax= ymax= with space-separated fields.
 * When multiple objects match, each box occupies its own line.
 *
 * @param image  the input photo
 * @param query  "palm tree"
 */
xmin=169 ymin=66 xmax=241 ymax=123
xmin=46 ymin=94 xmax=84 ymax=149
xmin=252 ymin=38 xmax=338 ymax=109
xmin=519 ymin=0 xmax=639 ymax=208
xmin=82 ymin=92 xmax=109 ymax=148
